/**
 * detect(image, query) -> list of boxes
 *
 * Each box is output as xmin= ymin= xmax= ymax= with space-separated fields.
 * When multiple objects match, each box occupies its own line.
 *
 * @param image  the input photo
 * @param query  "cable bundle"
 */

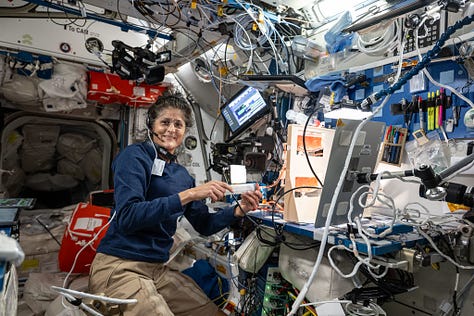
xmin=233 ymin=13 xmax=276 ymax=51
xmin=356 ymin=19 xmax=401 ymax=56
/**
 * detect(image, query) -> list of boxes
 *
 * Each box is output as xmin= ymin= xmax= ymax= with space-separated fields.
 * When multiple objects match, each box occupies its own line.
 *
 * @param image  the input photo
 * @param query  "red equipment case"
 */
xmin=87 ymin=71 xmax=168 ymax=107
xmin=58 ymin=190 xmax=113 ymax=273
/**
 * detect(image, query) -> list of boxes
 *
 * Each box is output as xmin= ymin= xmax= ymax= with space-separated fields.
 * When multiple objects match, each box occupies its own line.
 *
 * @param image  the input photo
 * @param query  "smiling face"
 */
xmin=151 ymin=107 xmax=186 ymax=154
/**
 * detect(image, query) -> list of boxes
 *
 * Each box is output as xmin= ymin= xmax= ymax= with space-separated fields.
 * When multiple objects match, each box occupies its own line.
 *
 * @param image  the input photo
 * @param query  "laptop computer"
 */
xmin=314 ymin=120 xmax=385 ymax=228
xmin=239 ymin=74 xmax=309 ymax=96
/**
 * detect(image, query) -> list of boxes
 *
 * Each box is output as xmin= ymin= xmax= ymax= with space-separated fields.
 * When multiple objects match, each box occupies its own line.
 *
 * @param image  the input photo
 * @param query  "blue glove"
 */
xmin=305 ymin=75 xmax=347 ymax=103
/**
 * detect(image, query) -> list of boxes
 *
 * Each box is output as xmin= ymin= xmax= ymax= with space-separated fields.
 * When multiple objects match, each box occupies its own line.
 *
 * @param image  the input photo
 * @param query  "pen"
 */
xmin=395 ymin=132 xmax=404 ymax=162
xmin=405 ymin=96 xmax=415 ymax=129
xmin=390 ymin=130 xmax=400 ymax=163
xmin=435 ymin=90 xmax=440 ymax=129
xmin=439 ymin=88 xmax=445 ymax=128
xmin=427 ymin=93 xmax=434 ymax=131
xmin=393 ymin=129 xmax=400 ymax=144
xmin=453 ymin=105 xmax=460 ymax=126
xmin=418 ymin=96 xmax=424 ymax=131
xmin=441 ymin=88 xmax=447 ymax=121
xmin=385 ymin=125 xmax=393 ymax=141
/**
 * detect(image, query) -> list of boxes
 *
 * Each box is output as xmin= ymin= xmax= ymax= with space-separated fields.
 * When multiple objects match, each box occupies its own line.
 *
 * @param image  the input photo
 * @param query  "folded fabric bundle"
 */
xmin=305 ymin=74 xmax=347 ymax=103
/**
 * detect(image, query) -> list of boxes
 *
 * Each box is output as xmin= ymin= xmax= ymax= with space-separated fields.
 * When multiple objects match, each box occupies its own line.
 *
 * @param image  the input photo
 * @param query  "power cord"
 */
xmin=302 ymin=104 xmax=325 ymax=188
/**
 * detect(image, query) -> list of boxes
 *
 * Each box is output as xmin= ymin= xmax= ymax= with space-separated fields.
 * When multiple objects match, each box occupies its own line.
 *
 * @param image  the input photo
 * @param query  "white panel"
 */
xmin=180 ymin=116 xmax=209 ymax=185
xmin=175 ymin=63 xmax=221 ymax=116
xmin=82 ymin=0 xmax=150 ymax=21
xmin=0 ymin=17 xmax=152 ymax=66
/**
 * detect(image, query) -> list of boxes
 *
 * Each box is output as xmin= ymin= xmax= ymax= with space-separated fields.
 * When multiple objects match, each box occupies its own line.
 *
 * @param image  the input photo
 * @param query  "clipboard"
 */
xmin=0 ymin=198 xmax=36 ymax=209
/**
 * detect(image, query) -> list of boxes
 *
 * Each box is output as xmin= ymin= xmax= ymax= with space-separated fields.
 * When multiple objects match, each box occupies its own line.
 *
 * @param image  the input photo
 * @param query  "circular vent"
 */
xmin=464 ymin=108 xmax=474 ymax=128
xmin=192 ymin=58 xmax=212 ymax=83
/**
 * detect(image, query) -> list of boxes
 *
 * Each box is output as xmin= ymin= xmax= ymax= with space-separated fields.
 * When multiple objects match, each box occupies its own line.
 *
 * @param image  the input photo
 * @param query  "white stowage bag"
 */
xmin=0 ymin=233 xmax=24 ymax=266
xmin=57 ymin=133 xmax=96 ymax=163
xmin=22 ymin=124 xmax=61 ymax=146
xmin=20 ymin=143 xmax=56 ymax=173
xmin=2 ymin=130 xmax=24 ymax=171
xmin=1 ymin=74 xmax=41 ymax=106
xmin=278 ymin=233 xmax=357 ymax=302
xmin=57 ymin=159 xmax=85 ymax=181
xmin=79 ymin=148 xmax=102 ymax=184
xmin=38 ymin=63 xmax=88 ymax=112
xmin=233 ymin=227 xmax=276 ymax=273
xmin=1 ymin=168 xmax=25 ymax=197
xmin=20 ymin=124 xmax=60 ymax=173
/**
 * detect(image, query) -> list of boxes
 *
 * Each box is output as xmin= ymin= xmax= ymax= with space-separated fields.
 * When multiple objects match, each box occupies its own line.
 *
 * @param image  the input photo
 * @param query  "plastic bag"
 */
xmin=38 ymin=63 xmax=87 ymax=112
xmin=324 ymin=11 xmax=354 ymax=53
xmin=405 ymin=131 xmax=450 ymax=173
xmin=1 ymin=75 xmax=41 ymax=106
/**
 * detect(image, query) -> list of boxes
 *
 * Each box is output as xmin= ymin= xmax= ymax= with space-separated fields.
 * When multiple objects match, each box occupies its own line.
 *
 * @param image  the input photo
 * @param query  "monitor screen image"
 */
xmin=220 ymin=86 xmax=269 ymax=142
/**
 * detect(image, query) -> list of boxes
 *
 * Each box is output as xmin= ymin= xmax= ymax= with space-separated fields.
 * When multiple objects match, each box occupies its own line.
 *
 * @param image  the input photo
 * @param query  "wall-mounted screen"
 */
xmin=220 ymin=86 xmax=270 ymax=142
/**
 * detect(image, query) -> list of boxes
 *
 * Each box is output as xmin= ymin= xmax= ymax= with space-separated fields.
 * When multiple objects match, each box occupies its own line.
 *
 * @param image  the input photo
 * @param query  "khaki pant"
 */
xmin=89 ymin=253 xmax=219 ymax=316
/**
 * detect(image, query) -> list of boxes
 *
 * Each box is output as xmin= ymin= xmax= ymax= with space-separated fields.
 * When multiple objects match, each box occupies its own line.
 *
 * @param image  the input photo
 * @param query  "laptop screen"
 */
xmin=220 ymin=86 xmax=270 ymax=142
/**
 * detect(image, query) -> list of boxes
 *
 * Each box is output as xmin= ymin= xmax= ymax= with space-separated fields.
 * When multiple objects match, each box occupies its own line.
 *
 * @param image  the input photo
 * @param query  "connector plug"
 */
xmin=359 ymin=93 xmax=379 ymax=111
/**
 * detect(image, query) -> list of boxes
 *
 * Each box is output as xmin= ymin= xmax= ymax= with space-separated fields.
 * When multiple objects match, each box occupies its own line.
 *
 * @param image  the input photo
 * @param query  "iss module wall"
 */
xmin=1 ymin=0 xmax=474 ymax=316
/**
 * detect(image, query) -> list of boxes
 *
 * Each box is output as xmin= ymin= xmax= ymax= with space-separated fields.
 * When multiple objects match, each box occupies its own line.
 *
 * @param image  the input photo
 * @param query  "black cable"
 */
xmin=163 ymin=0 xmax=186 ymax=28
xmin=206 ymin=111 xmax=222 ymax=141
xmin=255 ymin=226 xmax=279 ymax=247
xmin=343 ymin=250 xmax=415 ymax=303
xmin=439 ymin=233 xmax=460 ymax=315
xmin=240 ymin=275 xmax=261 ymax=315
xmin=116 ymin=0 xmax=128 ymax=24
xmin=223 ymin=35 xmax=243 ymax=79
xmin=302 ymin=105 xmax=325 ymax=188
xmin=142 ymin=1 xmax=177 ymax=27
xmin=227 ymin=181 xmax=321 ymax=253
xmin=62 ymin=0 xmax=86 ymax=27
xmin=35 ymin=217 xmax=62 ymax=246
xmin=392 ymin=298 xmax=433 ymax=315
xmin=46 ymin=1 xmax=86 ymax=28
xmin=171 ymin=26 xmax=201 ymax=53
xmin=264 ymin=186 xmax=321 ymax=251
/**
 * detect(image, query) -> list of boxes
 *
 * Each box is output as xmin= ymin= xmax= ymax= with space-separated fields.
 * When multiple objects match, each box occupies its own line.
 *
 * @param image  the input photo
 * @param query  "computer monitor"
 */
xmin=314 ymin=120 xmax=386 ymax=228
xmin=220 ymin=86 xmax=270 ymax=142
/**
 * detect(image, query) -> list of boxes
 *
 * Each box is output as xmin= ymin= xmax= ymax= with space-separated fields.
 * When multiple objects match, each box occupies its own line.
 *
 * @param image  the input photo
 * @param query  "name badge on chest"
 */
xmin=152 ymin=158 xmax=166 ymax=176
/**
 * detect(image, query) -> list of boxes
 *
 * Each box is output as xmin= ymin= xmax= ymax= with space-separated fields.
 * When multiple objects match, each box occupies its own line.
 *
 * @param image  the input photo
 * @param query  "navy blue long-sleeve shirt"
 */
xmin=97 ymin=141 xmax=238 ymax=263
